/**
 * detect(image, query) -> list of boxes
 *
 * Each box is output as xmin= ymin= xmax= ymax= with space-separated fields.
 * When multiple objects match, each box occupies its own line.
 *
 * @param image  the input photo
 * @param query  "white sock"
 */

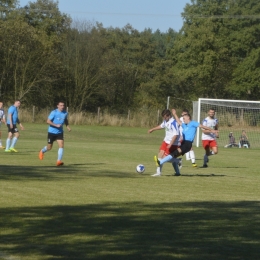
xmin=190 ymin=150 xmax=196 ymax=163
xmin=185 ymin=152 xmax=190 ymax=160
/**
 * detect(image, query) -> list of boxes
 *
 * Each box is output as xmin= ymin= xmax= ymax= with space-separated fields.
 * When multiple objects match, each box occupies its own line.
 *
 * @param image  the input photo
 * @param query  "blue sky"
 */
xmin=18 ymin=0 xmax=191 ymax=32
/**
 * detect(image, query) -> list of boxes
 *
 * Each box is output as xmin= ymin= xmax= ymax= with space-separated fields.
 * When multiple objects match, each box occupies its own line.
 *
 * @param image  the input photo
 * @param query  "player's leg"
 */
xmin=185 ymin=152 xmax=190 ymax=160
xmin=9 ymin=130 xmax=20 ymax=152
xmin=152 ymin=142 xmax=167 ymax=176
xmin=202 ymin=140 xmax=210 ymax=167
xmin=189 ymin=149 xmax=197 ymax=167
xmin=39 ymin=133 xmax=54 ymax=160
xmin=56 ymin=135 xmax=64 ymax=166
xmin=0 ymin=126 xmax=4 ymax=148
xmin=5 ymin=125 xmax=13 ymax=152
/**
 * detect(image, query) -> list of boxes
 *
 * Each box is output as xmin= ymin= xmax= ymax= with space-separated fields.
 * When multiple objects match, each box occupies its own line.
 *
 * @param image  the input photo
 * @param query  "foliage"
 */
xmin=0 ymin=0 xmax=260 ymax=111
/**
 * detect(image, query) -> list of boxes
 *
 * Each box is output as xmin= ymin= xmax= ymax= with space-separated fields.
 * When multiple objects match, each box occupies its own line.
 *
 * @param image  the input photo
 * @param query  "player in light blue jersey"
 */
xmin=154 ymin=108 xmax=218 ymax=176
xmin=5 ymin=100 xmax=24 ymax=152
xmin=39 ymin=101 xmax=71 ymax=166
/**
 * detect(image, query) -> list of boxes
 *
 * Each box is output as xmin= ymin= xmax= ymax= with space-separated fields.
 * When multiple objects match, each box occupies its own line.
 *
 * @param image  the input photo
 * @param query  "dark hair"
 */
xmin=182 ymin=108 xmax=189 ymax=113
xmin=209 ymin=108 xmax=215 ymax=112
xmin=161 ymin=109 xmax=171 ymax=117
xmin=183 ymin=113 xmax=191 ymax=120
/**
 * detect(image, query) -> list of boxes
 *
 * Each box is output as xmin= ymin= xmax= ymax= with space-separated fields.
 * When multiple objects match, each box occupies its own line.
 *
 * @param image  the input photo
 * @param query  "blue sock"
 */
xmin=172 ymin=162 xmax=180 ymax=175
xmin=42 ymin=146 xmax=47 ymax=153
xmin=204 ymin=154 xmax=208 ymax=164
xmin=10 ymin=137 xmax=18 ymax=148
xmin=6 ymin=138 xmax=11 ymax=150
xmin=160 ymin=154 xmax=173 ymax=165
xmin=58 ymin=148 xmax=64 ymax=161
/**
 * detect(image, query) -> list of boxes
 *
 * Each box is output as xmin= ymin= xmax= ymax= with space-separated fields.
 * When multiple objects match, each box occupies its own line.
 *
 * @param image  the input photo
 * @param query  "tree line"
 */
xmin=0 ymin=0 xmax=260 ymax=113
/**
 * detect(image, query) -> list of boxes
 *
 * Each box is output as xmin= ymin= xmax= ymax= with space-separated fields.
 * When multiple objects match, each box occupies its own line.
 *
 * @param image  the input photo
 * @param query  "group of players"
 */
xmin=1 ymin=99 xmax=218 ymax=171
xmin=148 ymin=108 xmax=219 ymax=176
xmin=0 ymin=100 xmax=71 ymax=166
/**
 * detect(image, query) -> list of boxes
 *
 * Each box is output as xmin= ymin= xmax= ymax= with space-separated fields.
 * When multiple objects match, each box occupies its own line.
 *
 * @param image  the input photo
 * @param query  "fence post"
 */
xmin=97 ymin=107 xmax=100 ymax=123
xmin=32 ymin=106 xmax=35 ymax=123
xmin=128 ymin=109 xmax=130 ymax=125
xmin=157 ymin=109 xmax=160 ymax=125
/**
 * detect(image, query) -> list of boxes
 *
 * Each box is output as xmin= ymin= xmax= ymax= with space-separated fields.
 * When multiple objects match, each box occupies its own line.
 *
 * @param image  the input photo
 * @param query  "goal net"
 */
xmin=193 ymin=98 xmax=260 ymax=148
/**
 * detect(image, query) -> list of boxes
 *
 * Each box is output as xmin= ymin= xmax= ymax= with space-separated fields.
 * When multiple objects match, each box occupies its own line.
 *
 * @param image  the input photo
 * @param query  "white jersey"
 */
xmin=160 ymin=117 xmax=181 ymax=145
xmin=201 ymin=117 xmax=218 ymax=140
xmin=0 ymin=108 xmax=5 ymax=122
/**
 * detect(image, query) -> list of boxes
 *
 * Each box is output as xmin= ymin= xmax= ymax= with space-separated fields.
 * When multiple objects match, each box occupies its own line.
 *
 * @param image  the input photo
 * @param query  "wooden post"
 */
xmin=128 ymin=109 xmax=130 ymax=125
xmin=157 ymin=109 xmax=160 ymax=125
xmin=97 ymin=107 xmax=100 ymax=123
xmin=32 ymin=106 xmax=35 ymax=123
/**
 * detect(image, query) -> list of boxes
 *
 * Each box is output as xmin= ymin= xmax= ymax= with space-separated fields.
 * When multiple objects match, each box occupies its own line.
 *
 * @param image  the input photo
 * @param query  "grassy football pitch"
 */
xmin=0 ymin=124 xmax=259 ymax=260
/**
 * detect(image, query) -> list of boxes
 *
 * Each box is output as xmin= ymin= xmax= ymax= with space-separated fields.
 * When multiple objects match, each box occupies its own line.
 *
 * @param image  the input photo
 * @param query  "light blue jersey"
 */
xmin=182 ymin=121 xmax=200 ymax=142
xmin=7 ymin=106 xmax=19 ymax=124
xmin=48 ymin=109 xmax=68 ymax=134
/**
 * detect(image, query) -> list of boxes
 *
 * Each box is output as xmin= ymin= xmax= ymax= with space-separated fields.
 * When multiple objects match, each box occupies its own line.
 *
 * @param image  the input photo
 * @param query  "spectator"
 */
xmin=225 ymin=132 xmax=238 ymax=148
xmin=239 ymin=130 xmax=250 ymax=148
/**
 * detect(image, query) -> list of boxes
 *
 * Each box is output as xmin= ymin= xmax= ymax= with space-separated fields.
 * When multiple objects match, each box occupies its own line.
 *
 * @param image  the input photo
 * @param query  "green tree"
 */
xmin=170 ymin=0 xmax=260 ymax=100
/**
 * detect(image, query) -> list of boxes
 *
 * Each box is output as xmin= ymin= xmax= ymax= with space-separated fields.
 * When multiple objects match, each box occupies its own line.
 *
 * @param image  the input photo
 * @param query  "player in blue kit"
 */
xmin=154 ymin=108 xmax=218 ymax=175
xmin=39 ymin=101 xmax=71 ymax=166
xmin=5 ymin=100 xmax=24 ymax=152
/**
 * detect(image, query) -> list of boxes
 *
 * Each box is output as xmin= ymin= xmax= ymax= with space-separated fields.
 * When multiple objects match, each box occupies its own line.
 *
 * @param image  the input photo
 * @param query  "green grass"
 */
xmin=0 ymin=124 xmax=259 ymax=260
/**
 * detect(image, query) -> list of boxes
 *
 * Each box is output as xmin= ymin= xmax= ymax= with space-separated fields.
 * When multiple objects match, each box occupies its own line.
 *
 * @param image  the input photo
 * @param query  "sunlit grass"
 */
xmin=0 ymin=124 xmax=259 ymax=259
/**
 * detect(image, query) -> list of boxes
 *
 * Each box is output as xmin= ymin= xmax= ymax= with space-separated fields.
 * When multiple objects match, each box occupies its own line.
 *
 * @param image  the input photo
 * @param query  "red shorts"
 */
xmin=202 ymin=140 xmax=217 ymax=149
xmin=160 ymin=141 xmax=179 ymax=156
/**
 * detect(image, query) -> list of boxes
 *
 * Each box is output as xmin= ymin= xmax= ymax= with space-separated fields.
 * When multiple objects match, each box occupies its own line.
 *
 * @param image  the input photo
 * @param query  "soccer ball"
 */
xmin=136 ymin=164 xmax=145 ymax=174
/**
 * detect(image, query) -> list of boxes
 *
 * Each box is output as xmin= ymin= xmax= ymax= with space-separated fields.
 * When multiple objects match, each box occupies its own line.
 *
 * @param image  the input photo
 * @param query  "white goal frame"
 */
xmin=194 ymin=98 xmax=260 ymax=148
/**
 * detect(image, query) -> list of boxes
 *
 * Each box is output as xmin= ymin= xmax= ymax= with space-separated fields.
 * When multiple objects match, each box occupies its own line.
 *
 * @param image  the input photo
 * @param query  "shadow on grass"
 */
xmin=0 ymin=201 xmax=259 ymax=260
xmin=0 ymin=165 xmax=138 ymax=181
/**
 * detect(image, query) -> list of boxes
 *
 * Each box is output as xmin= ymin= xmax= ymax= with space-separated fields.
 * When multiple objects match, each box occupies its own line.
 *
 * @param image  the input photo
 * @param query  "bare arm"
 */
xmin=171 ymin=109 xmax=182 ymax=126
xmin=65 ymin=118 xmax=71 ymax=132
xmin=199 ymin=124 xmax=218 ymax=134
xmin=148 ymin=125 xmax=162 ymax=134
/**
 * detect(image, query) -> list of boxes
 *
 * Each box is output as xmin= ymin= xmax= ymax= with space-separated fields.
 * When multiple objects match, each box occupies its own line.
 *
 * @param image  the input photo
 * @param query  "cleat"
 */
xmin=5 ymin=149 xmax=11 ymax=152
xmin=174 ymin=173 xmax=181 ymax=176
xmin=56 ymin=161 xmax=64 ymax=166
xmin=154 ymin=155 xmax=160 ymax=167
xmin=151 ymin=172 xmax=161 ymax=177
xmin=0 ymin=146 xmax=5 ymax=149
xmin=202 ymin=164 xmax=208 ymax=168
xmin=192 ymin=163 xmax=197 ymax=167
xmin=178 ymin=159 xmax=183 ymax=169
xmin=9 ymin=148 xmax=18 ymax=153
xmin=39 ymin=150 xmax=44 ymax=160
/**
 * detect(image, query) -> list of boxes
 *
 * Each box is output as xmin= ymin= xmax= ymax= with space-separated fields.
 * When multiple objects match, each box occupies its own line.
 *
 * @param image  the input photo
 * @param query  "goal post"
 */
xmin=194 ymin=98 xmax=260 ymax=148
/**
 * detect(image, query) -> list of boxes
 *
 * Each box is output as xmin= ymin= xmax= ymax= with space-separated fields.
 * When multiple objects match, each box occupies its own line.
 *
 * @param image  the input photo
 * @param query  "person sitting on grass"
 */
xmin=225 ymin=132 xmax=238 ymax=148
xmin=239 ymin=130 xmax=250 ymax=148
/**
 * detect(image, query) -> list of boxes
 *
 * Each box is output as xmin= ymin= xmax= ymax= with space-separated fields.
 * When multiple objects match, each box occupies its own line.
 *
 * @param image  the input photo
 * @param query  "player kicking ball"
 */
xmin=154 ymin=109 xmax=218 ymax=176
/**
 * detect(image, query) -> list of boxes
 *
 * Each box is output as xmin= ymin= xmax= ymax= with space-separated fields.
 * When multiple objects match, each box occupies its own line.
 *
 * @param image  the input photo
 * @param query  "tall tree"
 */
xmin=170 ymin=0 xmax=260 ymax=100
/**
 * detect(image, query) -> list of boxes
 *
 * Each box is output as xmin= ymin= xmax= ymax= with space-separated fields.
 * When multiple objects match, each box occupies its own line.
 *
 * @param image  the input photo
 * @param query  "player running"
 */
xmin=201 ymin=108 xmax=219 ymax=168
xmin=38 ymin=101 xmax=71 ymax=166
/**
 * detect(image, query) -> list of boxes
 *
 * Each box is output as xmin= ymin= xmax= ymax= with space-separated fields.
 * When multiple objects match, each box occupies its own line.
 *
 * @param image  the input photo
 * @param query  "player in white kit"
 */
xmin=201 ymin=108 xmax=219 ymax=168
xmin=0 ymin=102 xmax=6 ymax=149
xmin=148 ymin=109 xmax=182 ymax=176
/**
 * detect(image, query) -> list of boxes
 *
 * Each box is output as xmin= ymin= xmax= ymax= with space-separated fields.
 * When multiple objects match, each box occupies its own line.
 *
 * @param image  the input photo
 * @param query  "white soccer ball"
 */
xmin=136 ymin=164 xmax=145 ymax=174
